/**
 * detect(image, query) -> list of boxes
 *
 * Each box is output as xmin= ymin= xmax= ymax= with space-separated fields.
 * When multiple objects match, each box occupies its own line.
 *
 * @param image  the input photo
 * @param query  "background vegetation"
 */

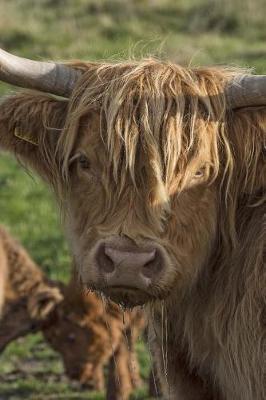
xmin=0 ymin=0 xmax=265 ymax=398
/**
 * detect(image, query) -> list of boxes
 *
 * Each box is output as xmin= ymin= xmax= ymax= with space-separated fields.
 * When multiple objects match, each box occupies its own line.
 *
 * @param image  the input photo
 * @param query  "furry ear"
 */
xmin=27 ymin=285 xmax=64 ymax=321
xmin=0 ymin=92 xmax=68 ymax=182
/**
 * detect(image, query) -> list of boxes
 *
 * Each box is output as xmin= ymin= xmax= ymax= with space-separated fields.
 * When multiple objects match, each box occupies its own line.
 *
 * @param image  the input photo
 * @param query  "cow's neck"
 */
xmin=146 ymin=270 xmax=220 ymax=398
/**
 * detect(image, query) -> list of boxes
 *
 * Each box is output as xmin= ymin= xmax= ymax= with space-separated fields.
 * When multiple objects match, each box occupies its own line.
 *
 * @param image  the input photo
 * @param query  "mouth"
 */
xmin=99 ymin=286 xmax=152 ymax=308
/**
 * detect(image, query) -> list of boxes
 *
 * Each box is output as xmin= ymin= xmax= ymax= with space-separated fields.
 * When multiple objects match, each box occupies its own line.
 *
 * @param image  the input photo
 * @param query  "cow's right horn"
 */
xmin=0 ymin=48 xmax=82 ymax=97
xmin=226 ymin=75 xmax=266 ymax=109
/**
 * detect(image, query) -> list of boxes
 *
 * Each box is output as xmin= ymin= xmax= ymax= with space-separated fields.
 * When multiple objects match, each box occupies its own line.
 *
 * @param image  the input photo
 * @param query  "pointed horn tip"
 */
xmin=0 ymin=48 xmax=82 ymax=97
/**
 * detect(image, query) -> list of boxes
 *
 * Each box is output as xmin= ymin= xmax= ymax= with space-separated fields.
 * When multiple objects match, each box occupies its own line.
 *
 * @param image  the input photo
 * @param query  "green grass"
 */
xmin=0 ymin=334 xmax=152 ymax=399
xmin=0 ymin=334 xmax=103 ymax=399
xmin=0 ymin=0 xmax=265 ymax=398
xmin=0 ymin=0 xmax=266 ymax=71
xmin=0 ymin=155 xmax=70 ymax=281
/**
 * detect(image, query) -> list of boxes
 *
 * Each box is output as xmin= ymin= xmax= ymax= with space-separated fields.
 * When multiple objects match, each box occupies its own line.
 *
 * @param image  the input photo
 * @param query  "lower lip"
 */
xmin=106 ymin=286 xmax=142 ymax=292
xmin=103 ymin=287 xmax=149 ymax=307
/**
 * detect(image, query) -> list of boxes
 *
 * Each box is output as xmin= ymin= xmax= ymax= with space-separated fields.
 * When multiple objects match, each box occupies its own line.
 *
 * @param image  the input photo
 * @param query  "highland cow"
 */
xmin=0 ymin=48 xmax=265 ymax=400
xmin=0 ymin=226 xmax=145 ymax=398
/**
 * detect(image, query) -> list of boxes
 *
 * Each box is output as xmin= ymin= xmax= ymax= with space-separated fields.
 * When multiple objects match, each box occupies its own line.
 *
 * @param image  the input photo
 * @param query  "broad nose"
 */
xmin=95 ymin=241 xmax=164 ymax=290
xmin=105 ymin=247 xmax=156 ymax=272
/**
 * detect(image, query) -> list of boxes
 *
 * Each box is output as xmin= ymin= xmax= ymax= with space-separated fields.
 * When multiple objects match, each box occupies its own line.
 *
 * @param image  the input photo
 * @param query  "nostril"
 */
xmin=96 ymin=243 xmax=164 ymax=280
xmin=141 ymin=250 xmax=162 ymax=279
xmin=97 ymin=244 xmax=115 ymax=273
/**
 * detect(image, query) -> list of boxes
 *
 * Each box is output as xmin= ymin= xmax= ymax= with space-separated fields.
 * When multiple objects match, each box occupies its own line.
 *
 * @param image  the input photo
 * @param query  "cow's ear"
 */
xmin=27 ymin=285 xmax=64 ymax=321
xmin=0 ymin=92 xmax=68 ymax=181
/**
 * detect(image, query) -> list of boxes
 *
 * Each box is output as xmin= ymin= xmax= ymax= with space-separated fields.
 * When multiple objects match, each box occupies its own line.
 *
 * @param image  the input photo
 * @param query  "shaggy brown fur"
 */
xmin=0 ymin=60 xmax=265 ymax=399
xmin=0 ymin=226 xmax=63 ymax=348
xmin=42 ymin=277 xmax=145 ymax=396
xmin=0 ymin=226 xmax=145 ymax=398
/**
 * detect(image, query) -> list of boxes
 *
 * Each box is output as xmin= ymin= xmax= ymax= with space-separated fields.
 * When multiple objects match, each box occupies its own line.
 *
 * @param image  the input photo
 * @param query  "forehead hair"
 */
xmin=59 ymin=59 xmax=237 ymax=200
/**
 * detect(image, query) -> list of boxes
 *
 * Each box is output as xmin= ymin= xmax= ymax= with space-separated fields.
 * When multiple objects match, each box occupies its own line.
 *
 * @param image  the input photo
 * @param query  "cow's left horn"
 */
xmin=0 ymin=48 xmax=81 ymax=97
xmin=226 ymin=75 xmax=266 ymax=109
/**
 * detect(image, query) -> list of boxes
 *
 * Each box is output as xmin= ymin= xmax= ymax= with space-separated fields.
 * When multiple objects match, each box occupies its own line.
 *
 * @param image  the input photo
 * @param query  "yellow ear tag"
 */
xmin=14 ymin=128 xmax=38 ymax=146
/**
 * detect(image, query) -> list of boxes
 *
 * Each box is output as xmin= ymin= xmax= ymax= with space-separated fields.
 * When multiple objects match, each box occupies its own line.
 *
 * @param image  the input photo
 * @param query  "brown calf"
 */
xmin=41 ymin=276 xmax=145 ymax=396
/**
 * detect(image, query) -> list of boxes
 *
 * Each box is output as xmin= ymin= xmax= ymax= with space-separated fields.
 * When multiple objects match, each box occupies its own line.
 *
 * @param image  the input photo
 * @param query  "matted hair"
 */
xmin=52 ymin=60 xmax=265 ymax=243
xmin=60 ymin=60 xmax=232 ymax=190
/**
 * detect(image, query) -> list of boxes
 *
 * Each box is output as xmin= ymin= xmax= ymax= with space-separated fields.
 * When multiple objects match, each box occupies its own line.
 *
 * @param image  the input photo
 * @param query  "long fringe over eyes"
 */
xmin=59 ymin=61 xmax=240 ymax=200
xmin=55 ymin=60 xmax=265 ymax=242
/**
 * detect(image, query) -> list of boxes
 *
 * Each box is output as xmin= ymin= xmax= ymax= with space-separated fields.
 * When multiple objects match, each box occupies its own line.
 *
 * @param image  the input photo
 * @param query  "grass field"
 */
xmin=0 ymin=0 xmax=265 ymax=398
